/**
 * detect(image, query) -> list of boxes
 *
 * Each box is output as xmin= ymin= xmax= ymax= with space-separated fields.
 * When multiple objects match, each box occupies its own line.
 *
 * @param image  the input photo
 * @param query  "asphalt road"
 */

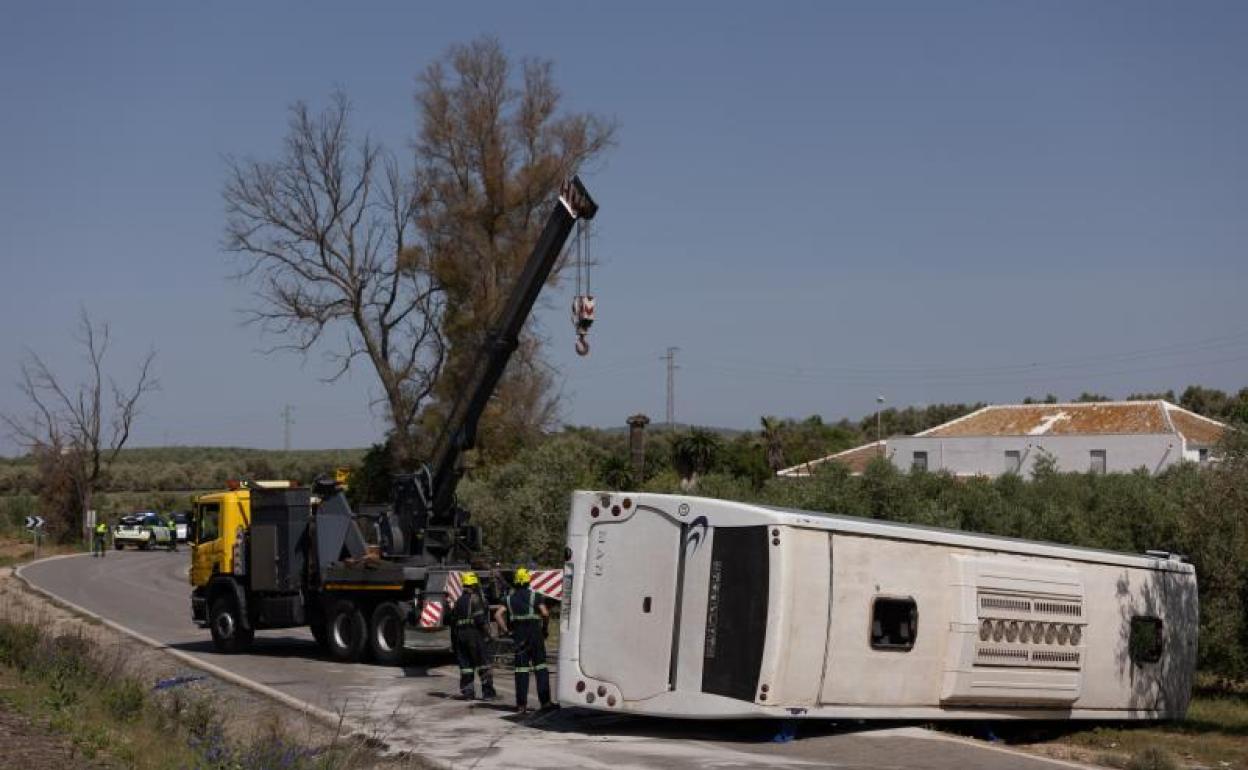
xmin=21 ymin=552 xmax=1092 ymax=770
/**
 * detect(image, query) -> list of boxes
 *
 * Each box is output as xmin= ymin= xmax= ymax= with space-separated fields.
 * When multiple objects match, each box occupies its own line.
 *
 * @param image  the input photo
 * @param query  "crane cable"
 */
xmin=572 ymin=218 xmax=595 ymax=356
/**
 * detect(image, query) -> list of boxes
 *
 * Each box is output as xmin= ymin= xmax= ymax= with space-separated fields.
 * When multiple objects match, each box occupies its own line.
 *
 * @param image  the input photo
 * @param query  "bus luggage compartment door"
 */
xmin=578 ymin=506 xmax=682 ymax=702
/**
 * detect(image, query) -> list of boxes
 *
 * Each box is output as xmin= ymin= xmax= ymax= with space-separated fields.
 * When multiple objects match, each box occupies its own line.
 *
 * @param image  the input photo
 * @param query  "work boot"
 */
xmin=538 ymin=701 xmax=560 ymax=712
xmin=481 ymin=688 xmax=498 ymax=701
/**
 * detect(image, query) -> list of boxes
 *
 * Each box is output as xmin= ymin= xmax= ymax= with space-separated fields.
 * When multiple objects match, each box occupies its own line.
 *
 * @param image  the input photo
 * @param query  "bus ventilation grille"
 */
xmin=979 ymin=595 xmax=1081 ymax=618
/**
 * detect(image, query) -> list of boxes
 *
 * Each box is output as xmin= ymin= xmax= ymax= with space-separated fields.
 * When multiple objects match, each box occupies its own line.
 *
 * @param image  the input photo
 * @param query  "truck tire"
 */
xmin=307 ymin=604 xmax=329 ymax=651
xmin=368 ymin=602 xmax=405 ymax=666
xmin=209 ymin=595 xmax=254 ymax=654
xmin=114 ymin=542 xmax=123 ymax=550
xmin=311 ymin=619 xmax=329 ymax=651
xmin=325 ymin=599 xmax=367 ymax=663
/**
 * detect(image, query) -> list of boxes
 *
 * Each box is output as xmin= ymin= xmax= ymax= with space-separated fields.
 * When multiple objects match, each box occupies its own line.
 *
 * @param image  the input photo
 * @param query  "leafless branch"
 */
xmin=225 ymin=92 xmax=445 ymax=446
xmin=1 ymin=309 xmax=159 ymax=538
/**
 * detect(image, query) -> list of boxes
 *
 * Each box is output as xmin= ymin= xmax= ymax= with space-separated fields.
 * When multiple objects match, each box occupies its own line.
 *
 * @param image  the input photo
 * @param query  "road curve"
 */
xmin=20 ymin=552 xmax=1092 ymax=770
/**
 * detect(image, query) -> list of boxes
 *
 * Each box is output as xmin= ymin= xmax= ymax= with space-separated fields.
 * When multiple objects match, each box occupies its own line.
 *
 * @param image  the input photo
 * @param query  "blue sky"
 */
xmin=1 ymin=1 xmax=1245 ymax=452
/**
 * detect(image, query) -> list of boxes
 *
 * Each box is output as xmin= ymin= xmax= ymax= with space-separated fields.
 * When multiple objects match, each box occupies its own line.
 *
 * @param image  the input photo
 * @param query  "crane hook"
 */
xmin=572 ymin=295 xmax=595 ymax=357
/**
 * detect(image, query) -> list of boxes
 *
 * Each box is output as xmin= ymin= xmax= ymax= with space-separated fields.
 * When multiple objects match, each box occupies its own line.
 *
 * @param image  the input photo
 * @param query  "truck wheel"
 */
xmin=325 ymin=599 xmax=367 ymax=663
xmin=368 ymin=602 xmax=405 ymax=666
xmin=311 ymin=618 xmax=329 ymax=651
xmin=209 ymin=595 xmax=253 ymax=654
xmin=114 ymin=542 xmax=123 ymax=550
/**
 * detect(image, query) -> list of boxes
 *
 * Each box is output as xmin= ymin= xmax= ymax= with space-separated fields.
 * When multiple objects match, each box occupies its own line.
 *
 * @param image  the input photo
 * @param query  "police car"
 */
xmin=113 ymin=512 xmax=177 ymax=551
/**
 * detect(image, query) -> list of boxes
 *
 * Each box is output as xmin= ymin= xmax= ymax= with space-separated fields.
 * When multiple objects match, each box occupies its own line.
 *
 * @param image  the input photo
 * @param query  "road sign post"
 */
xmin=24 ymin=516 xmax=45 ymax=557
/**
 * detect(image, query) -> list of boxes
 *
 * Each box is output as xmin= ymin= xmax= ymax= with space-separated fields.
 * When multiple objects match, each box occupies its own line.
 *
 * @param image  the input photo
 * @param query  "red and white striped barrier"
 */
xmin=417 ymin=569 xmax=563 ymax=628
xmin=529 ymin=569 xmax=563 ymax=599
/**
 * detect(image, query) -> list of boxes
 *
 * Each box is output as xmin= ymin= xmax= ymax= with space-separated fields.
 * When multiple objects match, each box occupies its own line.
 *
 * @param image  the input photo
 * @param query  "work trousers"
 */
xmin=92 ymin=534 xmax=106 ymax=557
xmin=512 ymin=622 xmax=550 ymax=708
xmin=452 ymin=626 xmax=495 ymax=698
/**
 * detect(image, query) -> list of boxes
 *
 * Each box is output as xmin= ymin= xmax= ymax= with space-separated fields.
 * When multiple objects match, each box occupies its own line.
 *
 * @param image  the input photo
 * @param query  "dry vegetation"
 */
xmin=0 ymin=567 xmax=427 ymax=769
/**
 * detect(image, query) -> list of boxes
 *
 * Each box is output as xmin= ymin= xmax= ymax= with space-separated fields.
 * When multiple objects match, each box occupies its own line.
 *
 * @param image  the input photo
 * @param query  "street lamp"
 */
xmin=876 ymin=395 xmax=885 ymax=455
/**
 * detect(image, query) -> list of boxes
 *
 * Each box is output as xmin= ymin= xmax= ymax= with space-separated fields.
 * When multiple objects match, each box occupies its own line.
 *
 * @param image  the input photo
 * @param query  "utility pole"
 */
xmin=281 ymin=404 xmax=295 ymax=451
xmin=661 ymin=347 xmax=679 ymax=429
xmin=876 ymin=395 xmax=885 ymax=456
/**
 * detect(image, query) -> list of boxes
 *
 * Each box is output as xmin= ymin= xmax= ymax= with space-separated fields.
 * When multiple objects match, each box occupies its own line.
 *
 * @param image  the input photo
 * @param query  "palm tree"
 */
xmin=759 ymin=416 xmax=786 ymax=474
xmin=671 ymin=428 xmax=722 ymax=489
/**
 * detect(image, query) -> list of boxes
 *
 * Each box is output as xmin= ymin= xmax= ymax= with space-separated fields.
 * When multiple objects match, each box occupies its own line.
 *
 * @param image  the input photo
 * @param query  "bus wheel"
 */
xmin=368 ymin=602 xmax=405 ymax=666
xmin=326 ymin=599 xmax=367 ymax=663
xmin=209 ymin=595 xmax=254 ymax=654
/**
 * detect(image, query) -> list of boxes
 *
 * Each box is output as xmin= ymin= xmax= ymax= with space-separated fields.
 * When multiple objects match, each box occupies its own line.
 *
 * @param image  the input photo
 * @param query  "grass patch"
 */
xmin=0 ymin=616 xmax=364 ymax=769
xmin=1002 ymin=692 xmax=1248 ymax=769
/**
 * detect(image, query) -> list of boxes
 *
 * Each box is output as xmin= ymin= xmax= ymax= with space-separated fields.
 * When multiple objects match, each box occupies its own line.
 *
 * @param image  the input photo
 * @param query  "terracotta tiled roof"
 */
xmin=777 ymin=440 xmax=885 ymax=477
xmin=918 ymin=402 xmax=1174 ymax=437
xmin=1164 ymin=404 xmax=1226 ymax=446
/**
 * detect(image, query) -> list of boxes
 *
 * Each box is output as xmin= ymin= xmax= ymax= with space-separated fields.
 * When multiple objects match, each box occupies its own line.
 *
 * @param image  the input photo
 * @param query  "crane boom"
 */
xmin=389 ymin=177 xmax=598 ymax=563
xmin=427 ymin=177 xmax=598 ymax=514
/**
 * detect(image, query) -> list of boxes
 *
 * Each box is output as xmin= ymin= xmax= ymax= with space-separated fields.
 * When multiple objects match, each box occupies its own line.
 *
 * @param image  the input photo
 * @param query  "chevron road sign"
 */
xmin=24 ymin=516 xmax=45 ymax=531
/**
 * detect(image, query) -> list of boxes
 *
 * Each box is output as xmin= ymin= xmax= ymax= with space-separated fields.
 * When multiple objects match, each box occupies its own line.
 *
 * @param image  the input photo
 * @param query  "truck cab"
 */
xmin=189 ymin=484 xmax=258 ymax=588
xmin=190 ymin=481 xmax=296 ymax=652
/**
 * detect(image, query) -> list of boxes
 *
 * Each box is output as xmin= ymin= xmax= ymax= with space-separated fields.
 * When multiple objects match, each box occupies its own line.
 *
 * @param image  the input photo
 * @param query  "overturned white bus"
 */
xmin=557 ymin=491 xmax=1197 ymax=720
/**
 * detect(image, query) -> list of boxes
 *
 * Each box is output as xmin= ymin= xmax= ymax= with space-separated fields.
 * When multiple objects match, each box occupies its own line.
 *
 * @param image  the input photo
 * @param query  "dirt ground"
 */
xmin=0 ymin=695 xmax=111 ymax=769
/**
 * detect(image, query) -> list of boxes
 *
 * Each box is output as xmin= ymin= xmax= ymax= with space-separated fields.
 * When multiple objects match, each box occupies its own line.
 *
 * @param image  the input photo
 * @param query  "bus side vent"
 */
xmin=976 ymin=647 xmax=1029 ymax=664
xmin=980 ymin=596 xmax=1031 ymax=613
xmin=1034 ymin=601 xmax=1081 ymax=617
xmin=943 ymin=555 xmax=1085 ymax=707
xmin=1032 ymin=650 xmax=1080 ymax=667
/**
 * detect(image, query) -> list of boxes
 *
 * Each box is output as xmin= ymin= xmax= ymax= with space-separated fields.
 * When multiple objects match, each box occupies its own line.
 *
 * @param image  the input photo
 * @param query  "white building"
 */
xmin=779 ymin=401 xmax=1227 ymax=480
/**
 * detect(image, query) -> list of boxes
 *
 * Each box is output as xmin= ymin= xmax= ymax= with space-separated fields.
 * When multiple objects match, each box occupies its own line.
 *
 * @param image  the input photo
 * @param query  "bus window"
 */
xmin=870 ymin=597 xmax=918 ymax=651
xmin=1129 ymin=616 xmax=1163 ymax=664
xmin=196 ymin=503 xmax=221 ymax=544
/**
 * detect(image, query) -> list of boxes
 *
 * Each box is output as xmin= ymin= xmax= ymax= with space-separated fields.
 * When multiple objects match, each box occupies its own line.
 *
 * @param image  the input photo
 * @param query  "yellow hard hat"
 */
xmin=461 ymin=571 xmax=479 ymax=587
xmin=514 ymin=568 xmax=531 ymax=585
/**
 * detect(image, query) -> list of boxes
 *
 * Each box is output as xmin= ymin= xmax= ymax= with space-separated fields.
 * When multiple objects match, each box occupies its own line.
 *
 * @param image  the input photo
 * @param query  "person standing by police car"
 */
xmin=494 ymin=568 xmax=555 ymax=713
xmin=448 ymin=571 xmax=497 ymax=700
xmin=92 ymin=519 xmax=108 ymax=558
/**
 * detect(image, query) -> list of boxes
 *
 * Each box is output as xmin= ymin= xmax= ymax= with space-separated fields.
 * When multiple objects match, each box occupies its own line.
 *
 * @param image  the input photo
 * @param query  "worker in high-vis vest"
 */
xmin=494 ymin=568 xmax=556 ymax=714
xmin=92 ymin=519 xmax=108 ymax=558
xmin=447 ymin=572 xmax=497 ymax=700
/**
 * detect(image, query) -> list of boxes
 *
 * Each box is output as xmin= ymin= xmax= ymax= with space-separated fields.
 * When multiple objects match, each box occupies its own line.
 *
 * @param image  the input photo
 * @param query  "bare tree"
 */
xmin=2 ymin=310 xmax=157 ymax=541
xmin=224 ymin=38 xmax=614 ymax=467
xmin=223 ymin=93 xmax=445 ymax=460
xmin=413 ymin=37 xmax=616 ymax=462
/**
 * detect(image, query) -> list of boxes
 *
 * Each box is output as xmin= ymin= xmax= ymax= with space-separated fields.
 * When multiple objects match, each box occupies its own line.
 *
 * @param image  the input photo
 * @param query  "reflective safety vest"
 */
xmin=452 ymin=591 xmax=488 ymax=628
xmin=95 ymin=522 xmax=107 ymax=535
xmin=507 ymin=587 xmax=541 ymax=624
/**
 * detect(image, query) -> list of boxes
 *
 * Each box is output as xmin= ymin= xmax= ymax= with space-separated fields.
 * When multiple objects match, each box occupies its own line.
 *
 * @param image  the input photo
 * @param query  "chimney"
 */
xmin=626 ymin=414 xmax=650 ymax=486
